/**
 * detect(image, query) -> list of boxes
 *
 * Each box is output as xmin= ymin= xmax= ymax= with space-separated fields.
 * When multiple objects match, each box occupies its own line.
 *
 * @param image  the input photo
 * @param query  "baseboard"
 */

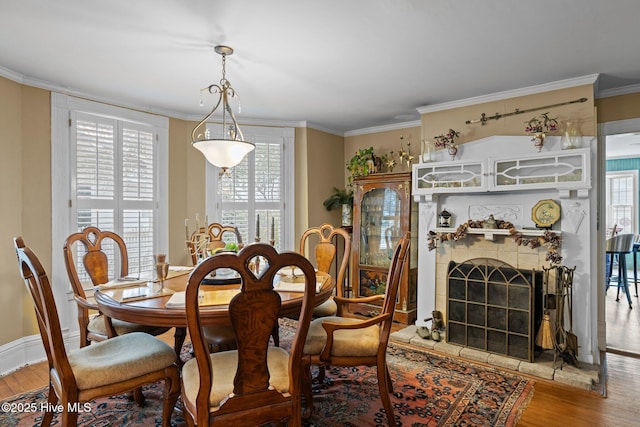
xmin=0 ymin=330 xmax=79 ymax=376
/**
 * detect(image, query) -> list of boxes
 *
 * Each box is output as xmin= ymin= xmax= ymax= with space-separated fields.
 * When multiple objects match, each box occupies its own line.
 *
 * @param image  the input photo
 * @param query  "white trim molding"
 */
xmin=0 ymin=330 xmax=79 ymax=377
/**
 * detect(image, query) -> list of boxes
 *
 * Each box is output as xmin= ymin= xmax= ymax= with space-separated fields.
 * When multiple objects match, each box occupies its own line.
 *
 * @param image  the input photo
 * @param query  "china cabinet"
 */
xmin=351 ymin=172 xmax=417 ymax=324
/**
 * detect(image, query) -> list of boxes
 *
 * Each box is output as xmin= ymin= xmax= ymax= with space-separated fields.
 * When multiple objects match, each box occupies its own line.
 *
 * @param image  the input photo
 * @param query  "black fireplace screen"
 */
xmin=446 ymin=258 xmax=542 ymax=362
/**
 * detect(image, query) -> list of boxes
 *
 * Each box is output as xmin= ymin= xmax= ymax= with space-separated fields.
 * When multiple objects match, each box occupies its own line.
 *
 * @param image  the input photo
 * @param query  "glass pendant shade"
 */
xmin=192 ymin=138 xmax=255 ymax=169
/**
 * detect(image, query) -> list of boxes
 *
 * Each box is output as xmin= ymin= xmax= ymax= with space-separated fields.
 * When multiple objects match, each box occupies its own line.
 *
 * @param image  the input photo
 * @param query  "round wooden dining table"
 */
xmin=94 ymin=268 xmax=334 ymax=357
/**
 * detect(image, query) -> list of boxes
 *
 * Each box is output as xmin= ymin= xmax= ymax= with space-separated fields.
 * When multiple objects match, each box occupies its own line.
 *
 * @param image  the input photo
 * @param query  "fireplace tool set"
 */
xmin=537 ymin=265 xmax=578 ymax=367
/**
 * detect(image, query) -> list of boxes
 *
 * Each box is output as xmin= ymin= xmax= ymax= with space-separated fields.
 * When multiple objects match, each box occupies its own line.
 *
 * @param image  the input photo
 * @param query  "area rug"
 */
xmin=0 ymin=319 xmax=533 ymax=426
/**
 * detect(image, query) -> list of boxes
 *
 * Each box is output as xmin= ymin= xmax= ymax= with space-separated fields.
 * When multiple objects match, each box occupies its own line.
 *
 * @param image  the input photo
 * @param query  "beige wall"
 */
xmin=597 ymin=92 xmax=640 ymax=123
xmin=306 ymin=128 xmax=346 ymax=229
xmin=422 ymin=85 xmax=596 ymax=146
xmin=0 ymin=78 xmax=50 ymax=342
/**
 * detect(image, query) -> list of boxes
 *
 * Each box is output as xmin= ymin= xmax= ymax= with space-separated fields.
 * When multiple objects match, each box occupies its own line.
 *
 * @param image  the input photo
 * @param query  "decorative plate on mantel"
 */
xmin=531 ymin=199 xmax=561 ymax=229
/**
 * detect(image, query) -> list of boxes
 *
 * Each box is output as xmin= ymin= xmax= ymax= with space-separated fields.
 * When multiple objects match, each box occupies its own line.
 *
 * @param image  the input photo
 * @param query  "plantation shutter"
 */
xmin=72 ymin=112 xmax=156 ymax=283
xmin=216 ymin=137 xmax=284 ymax=247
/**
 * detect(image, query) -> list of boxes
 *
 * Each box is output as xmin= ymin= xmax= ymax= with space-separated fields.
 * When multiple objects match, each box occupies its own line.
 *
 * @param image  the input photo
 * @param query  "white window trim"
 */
xmin=51 ymin=93 xmax=168 ymax=332
xmin=205 ymin=125 xmax=295 ymax=250
xmin=605 ymin=169 xmax=638 ymax=235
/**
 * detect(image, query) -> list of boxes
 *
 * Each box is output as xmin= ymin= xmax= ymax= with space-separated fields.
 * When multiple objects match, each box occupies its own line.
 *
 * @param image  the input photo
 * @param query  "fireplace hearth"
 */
xmin=446 ymin=258 xmax=543 ymax=362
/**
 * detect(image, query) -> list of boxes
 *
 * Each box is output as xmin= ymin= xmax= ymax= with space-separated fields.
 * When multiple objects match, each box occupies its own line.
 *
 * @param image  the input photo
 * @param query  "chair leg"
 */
xmin=301 ymin=363 xmax=314 ymax=420
xmin=61 ymin=409 xmax=78 ymax=427
xmin=271 ymin=322 xmax=280 ymax=347
xmin=132 ymin=387 xmax=145 ymax=405
xmin=621 ymin=259 xmax=633 ymax=309
xmin=316 ymin=366 xmax=326 ymax=382
xmin=162 ymin=366 xmax=181 ymax=427
xmin=40 ymin=386 xmax=58 ymax=427
xmin=376 ymin=364 xmax=397 ymax=427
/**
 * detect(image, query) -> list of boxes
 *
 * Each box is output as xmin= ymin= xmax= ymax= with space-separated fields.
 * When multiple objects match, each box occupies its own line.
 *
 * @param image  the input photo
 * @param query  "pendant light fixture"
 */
xmin=191 ymin=45 xmax=255 ymax=174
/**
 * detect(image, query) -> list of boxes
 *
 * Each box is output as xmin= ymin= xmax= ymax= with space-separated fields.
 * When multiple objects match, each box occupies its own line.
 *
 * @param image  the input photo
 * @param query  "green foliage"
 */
xmin=347 ymin=147 xmax=374 ymax=187
xmin=323 ymin=187 xmax=354 ymax=211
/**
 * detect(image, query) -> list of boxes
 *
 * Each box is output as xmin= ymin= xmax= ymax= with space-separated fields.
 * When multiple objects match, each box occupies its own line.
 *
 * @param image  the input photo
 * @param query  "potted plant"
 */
xmin=323 ymin=187 xmax=354 ymax=226
xmin=347 ymin=147 xmax=375 ymax=187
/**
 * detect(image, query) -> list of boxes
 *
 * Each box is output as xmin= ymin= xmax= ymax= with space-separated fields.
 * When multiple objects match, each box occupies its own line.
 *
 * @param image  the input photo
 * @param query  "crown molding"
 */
xmin=0 ymin=65 xmax=306 ymax=129
xmin=597 ymin=83 xmax=640 ymax=99
xmin=345 ymin=120 xmax=422 ymax=137
xmin=417 ymin=74 xmax=600 ymax=114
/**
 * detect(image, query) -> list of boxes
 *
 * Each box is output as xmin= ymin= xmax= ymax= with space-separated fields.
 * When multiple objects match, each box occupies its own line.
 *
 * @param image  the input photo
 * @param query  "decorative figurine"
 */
xmin=438 ymin=209 xmax=452 ymax=228
xmin=483 ymin=214 xmax=497 ymax=229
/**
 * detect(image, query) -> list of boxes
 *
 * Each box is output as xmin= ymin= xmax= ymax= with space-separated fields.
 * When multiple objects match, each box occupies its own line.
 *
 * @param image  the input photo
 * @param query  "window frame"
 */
xmin=605 ymin=169 xmax=638 ymax=235
xmin=205 ymin=125 xmax=295 ymax=250
xmin=51 ymin=93 xmax=168 ymax=329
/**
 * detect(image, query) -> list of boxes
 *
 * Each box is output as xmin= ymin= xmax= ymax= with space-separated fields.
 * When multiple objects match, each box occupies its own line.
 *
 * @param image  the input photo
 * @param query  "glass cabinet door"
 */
xmin=358 ymin=187 xmax=402 ymax=296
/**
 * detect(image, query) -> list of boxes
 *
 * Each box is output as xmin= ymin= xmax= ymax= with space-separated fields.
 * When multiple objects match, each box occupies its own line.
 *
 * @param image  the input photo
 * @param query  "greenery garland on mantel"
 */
xmin=427 ymin=219 xmax=562 ymax=264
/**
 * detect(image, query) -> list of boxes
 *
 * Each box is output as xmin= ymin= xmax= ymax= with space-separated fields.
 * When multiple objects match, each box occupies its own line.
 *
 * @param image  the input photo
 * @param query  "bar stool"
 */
xmin=632 ymin=236 xmax=640 ymax=297
xmin=606 ymin=233 xmax=635 ymax=308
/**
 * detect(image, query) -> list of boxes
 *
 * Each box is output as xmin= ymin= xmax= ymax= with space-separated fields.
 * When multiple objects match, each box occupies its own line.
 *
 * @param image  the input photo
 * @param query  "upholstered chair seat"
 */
xmin=182 ymin=346 xmax=290 ymax=408
xmin=303 ymin=316 xmax=380 ymax=357
xmin=310 ymin=298 xmax=338 ymax=318
xmin=67 ymin=332 xmax=177 ymax=390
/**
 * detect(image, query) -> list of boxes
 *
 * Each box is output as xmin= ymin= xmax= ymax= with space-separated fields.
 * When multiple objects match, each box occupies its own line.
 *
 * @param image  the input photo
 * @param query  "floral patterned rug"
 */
xmin=0 ymin=319 xmax=533 ymax=426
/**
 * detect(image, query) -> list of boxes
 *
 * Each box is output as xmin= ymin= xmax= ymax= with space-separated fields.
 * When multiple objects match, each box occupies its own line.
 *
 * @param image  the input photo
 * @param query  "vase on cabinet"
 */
xmin=560 ymin=120 xmax=583 ymax=150
xmin=531 ymin=132 xmax=545 ymax=152
xmin=341 ymin=204 xmax=353 ymax=227
xmin=447 ymin=145 xmax=458 ymax=160
xmin=421 ymin=139 xmax=435 ymax=162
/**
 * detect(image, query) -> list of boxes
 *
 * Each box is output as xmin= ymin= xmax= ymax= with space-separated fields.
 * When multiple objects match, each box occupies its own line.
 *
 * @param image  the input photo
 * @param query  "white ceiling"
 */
xmin=2 ymin=0 xmax=640 ymax=135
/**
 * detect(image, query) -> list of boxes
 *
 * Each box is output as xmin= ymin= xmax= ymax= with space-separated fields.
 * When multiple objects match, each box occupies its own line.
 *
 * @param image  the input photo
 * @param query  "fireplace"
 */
xmin=446 ymin=258 xmax=543 ymax=362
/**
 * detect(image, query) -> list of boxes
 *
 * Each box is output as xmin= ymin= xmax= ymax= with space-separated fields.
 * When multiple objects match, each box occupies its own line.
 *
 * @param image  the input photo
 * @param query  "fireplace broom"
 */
xmin=536 ymin=266 xmax=555 ymax=350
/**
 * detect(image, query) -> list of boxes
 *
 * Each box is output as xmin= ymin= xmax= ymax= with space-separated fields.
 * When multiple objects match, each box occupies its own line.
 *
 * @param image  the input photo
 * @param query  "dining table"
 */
xmin=94 ymin=266 xmax=335 ymax=357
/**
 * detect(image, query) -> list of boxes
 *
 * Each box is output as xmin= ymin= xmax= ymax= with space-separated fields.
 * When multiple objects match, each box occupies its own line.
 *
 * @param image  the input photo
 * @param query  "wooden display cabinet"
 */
xmin=350 ymin=172 xmax=417 ymax=324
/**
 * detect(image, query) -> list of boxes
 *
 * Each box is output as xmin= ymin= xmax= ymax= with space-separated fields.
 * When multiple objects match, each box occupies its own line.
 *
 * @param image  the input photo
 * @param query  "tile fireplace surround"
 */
xmin=412 ymin=135 xmax=597 ymax=365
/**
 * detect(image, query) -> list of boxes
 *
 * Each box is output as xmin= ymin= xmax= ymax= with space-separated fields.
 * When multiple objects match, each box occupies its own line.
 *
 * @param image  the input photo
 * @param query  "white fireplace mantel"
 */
xmin=411 ymin=135 xmax=597 ymax=364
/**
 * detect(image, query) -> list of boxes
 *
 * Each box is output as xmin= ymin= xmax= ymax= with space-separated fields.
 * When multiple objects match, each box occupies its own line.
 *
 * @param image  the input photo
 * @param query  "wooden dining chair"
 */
xmin=300 ymin=223 xmax=351 ymax=318
xmin=181 ymin=243 xmax=316 ymax=426
xmin=14 ymin=237 xmax=181 ymax=427
xmin=300 ymin=232 xmax=411 ymax=426
xmin=197 ymin=223 xmax=244 ymax=353
xmin=207 ymin=223 xmax=243 ymax=251
xmin=187 ymin=223 xmax=243 ymax=266
xmin=63 ymin=226 xmax=169 ymax=347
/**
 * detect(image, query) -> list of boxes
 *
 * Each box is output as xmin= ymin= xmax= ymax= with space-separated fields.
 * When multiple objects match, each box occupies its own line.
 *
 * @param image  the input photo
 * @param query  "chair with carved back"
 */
xmin=300 ymin=223 xmax=351 ymax=318
xmin=207 ymin=223 xmax=243 ymax=251
xmin=63 ymin=226 xmax=169 ymax=347
xmin=181 ymin=243 xmax=316 ymax=426
xmin=300 ymin=232 xmax=411 ymax=426
xmin=196 ymin=223 xmax=245 ymax=353
xmin=186 ymin=224 xmax=243 ymax=266
xmin=14 ymin=237 xmax=181 ymax=427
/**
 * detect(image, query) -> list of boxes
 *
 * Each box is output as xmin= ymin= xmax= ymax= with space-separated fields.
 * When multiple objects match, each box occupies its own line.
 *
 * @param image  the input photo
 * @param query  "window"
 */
xmin=206 ymin=125 xmax=294 ymax=250
xmin=606 ymin=170 xmax=638 ymax=235
xmin=52 ymin=94 xmax=168 ymax=293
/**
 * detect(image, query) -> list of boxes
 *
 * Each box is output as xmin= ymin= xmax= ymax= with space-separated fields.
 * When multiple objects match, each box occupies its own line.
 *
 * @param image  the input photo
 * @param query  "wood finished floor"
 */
xmin=2 ymin=329 xmax=640 ymax=425
xmin=606 ymin=274 xmax=640 ymax=355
